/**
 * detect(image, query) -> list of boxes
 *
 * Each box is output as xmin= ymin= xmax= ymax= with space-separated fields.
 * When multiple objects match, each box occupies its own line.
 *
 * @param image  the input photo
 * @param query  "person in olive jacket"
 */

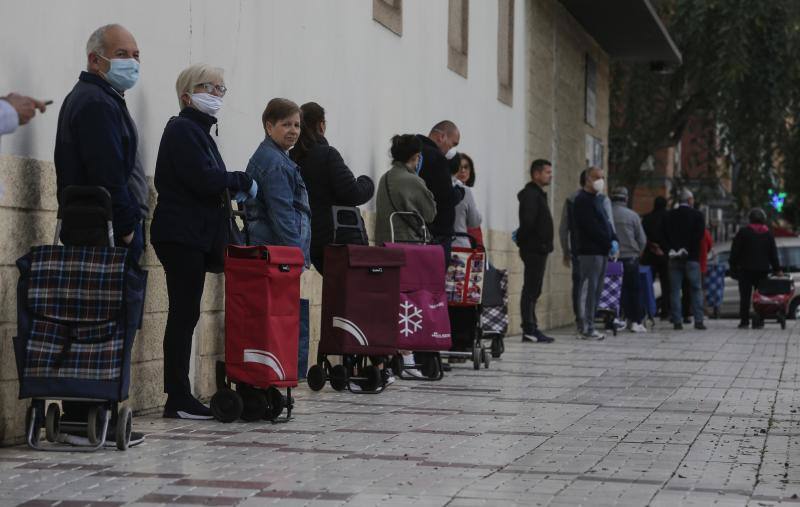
xmin=729 ymin=208 xmax=782 ymax=328
xmin=150 ymin=64 xmax=256 ymax=420
xmin=517 ymin=159 xmax=555 ymax=343
xmin=292 ymin=102 xmax=374 ymax=274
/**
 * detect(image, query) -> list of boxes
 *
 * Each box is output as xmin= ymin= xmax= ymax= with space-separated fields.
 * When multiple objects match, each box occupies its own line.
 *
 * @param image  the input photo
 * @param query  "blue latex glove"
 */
xmin=234 ymin=191 xmax=248 ymax=204
xmin=248 ymin=179 xmax=259 ymax=199
xmin=610 ymin=240 xmax=619 ymax=257
xmin=511 ymin=228 xmax=519 ymax=245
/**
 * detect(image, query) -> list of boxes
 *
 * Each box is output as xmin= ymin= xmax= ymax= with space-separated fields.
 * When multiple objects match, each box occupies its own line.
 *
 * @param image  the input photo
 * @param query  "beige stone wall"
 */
xmin=0 ymin=154 xmax=520 ymax=446
xmin=525 ymin=0 xmax=611 ymax=331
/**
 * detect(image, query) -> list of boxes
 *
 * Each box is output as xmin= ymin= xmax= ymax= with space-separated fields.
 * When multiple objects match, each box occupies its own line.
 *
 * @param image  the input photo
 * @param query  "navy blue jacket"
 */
xmin=150 ymin=107 xmax=252 ymax=251
xmin=574 ymin=189 xmax=616 ymax=255
xmin=54 ymin=72 xmax=141 ymax=237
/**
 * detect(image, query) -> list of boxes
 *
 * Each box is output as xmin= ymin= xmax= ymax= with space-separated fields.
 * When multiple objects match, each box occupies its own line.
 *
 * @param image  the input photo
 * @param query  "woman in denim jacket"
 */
xmin=245 ymin=98 xmax=311 ymax=265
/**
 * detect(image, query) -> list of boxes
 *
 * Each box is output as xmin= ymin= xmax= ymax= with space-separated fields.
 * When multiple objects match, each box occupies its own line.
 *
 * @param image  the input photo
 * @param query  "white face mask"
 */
xmin=592 ymin=178 xmax=605 ymax=194
xmin=191 ymin=92 xmax=223 ymax=116
xmin=444 ymin=147 xmax=458 ymax=160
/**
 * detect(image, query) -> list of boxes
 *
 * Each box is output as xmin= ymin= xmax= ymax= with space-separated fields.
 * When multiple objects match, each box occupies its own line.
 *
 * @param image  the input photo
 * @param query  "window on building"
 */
xmin=497 ymin=0 xmax=514 ymax=106
xmin=373 ymin=0 xmax=403 ymax=36
xmin=448 ymin=0 xmax=469 ymax=78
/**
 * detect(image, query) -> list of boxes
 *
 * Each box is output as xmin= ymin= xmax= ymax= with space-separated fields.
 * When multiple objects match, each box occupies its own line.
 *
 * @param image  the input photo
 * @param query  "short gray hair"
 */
xmin=86 ymin=24 xmax=123 ymax=56
xmin=678 ymin=188 xmax=694 ymax=203
xmin=175 ymin=63 xmax=225 ymax=110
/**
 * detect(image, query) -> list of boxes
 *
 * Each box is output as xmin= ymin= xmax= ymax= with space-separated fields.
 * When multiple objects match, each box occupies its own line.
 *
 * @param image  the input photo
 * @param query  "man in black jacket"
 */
xmin=517 ymin=159 xmax=555 ymax=343
xmin=573 ymin=166 xmax=617 ymax=340
xmin=417 ymin=121 xmax=464 ymax=244
xmin=54 ymin=23 xmax=146 ymax=441
xmin=663 ymin=189 xmax=706 ymax=330
xmin=642 ymin=196 xmax=670 ymax=319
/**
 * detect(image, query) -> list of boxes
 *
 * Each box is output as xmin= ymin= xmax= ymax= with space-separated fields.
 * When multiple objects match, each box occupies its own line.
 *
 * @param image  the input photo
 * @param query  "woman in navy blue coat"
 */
xmin=150 ymin=64 xmax=255 ymax=419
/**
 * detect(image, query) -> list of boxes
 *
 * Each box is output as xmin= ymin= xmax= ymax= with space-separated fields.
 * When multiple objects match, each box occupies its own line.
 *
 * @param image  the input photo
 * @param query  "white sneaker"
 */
xmin=579 ymin=330 xmax=605 ymax=341
xmin=348 ymin=382 xmax=363 ymax=392
xmin=613 ymin=319 xmax=626 ymax=330
xmin=630 ymin=323 xmax=648 ymax=333
xmin=404 ymin=368 xmax=425 ymax=379
xmin=383 ymin=368 xmax=396 ymax=385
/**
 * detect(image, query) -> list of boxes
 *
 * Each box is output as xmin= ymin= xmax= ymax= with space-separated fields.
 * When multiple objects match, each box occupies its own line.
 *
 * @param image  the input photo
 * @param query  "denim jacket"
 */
xmin=245 ymin=137 xmax=311 ymax=266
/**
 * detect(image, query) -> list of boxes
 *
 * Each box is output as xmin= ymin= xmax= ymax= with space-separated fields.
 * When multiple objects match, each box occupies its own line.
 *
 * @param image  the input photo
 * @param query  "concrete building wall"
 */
xmin=0 ymin=0 xmax=609 ymax=444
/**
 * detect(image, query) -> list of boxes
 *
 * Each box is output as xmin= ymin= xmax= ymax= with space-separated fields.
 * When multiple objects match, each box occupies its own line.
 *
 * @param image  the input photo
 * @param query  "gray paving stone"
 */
xmin=1 ymin=320 xmax=799 ymax=505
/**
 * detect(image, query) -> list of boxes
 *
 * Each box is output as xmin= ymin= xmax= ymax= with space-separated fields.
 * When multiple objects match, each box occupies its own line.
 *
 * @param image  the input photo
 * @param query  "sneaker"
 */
xmin=737 ymin=321 xmax=750 ymax=329
xmin=348 ymin=382 xmax=363 ymax=392
xmin=522 ymin=334 xmax=536 ymax=343
xmin=579 ymin=330 xmax=605 ymax=341
xmin=404 ymin=368 xmax=425 ymax=379
xmin=163 ymin=396 xmax=214 ymax=420
xmin=694 ymin=322 xmax=707 ymax=330
xmin=533 ymin=330 xmax=555 ymax=343
xmin=382 ymin=368 xmax=396 ymax=386
xmin=673 ymin=323 xmax=684 ymax=330
xmin=613 ymin=319 xmax=626 ymax=330
xmin=630 ymin=323 xmax=648 ymax=333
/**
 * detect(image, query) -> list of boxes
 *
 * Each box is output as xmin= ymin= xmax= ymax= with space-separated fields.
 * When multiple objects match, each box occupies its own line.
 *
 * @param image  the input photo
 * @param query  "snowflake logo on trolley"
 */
xmin=398 ymin=300 xmax=423 ymax=337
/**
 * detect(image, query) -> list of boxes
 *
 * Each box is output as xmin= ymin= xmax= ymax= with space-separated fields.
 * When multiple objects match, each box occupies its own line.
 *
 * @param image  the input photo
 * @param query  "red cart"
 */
xmin=211 ymin=244 xmax=305 ymax=423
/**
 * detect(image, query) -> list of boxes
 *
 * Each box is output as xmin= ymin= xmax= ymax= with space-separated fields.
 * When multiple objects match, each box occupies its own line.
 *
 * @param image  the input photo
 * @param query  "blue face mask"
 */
xmin=99 ymin=55 xmax=140 ymax=92
xmin=415 ymin=153 xmax=423 ymax=174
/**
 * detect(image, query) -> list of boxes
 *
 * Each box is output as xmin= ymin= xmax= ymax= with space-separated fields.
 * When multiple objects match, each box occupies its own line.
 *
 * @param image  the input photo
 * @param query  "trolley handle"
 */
xmin=389 ymin=211 xmax=429 ymax=244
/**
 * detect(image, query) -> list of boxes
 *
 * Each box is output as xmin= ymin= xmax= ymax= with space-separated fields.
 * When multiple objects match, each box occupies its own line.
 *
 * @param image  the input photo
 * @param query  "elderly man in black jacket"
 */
xmin=54 ymin=23 xmax=146 ymax=439
xmin=517 ymin=159 xmax=555 ymax=343
xmin=55 ymin=23 xmax=144 ymax=260
xmin=663 ymin=189 xmax=707 ymax=330
xmin=417 ymin=121 xmax=464 ymax=255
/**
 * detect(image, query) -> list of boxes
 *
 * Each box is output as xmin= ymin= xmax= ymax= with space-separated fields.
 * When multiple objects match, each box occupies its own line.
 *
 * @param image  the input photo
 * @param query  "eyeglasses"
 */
xmin=195 ymin=82 xmax=227 ymax=96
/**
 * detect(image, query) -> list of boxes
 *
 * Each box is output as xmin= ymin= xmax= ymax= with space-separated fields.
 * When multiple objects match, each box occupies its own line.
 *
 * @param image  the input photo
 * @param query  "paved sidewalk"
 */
xmin=1 ymin=320 xmax=799 ymax=506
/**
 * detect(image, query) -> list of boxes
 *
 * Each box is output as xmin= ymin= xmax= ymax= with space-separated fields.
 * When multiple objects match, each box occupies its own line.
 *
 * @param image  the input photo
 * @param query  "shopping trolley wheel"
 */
xmin=330 ymin=364 xmax=348 ymax=391
xmin=26 ymin=404 xmax=42 ymax=447
xmin=483 ymin=348 xmax=491 ymax=369
xmin=264 ymin=387 xmax=285 ymax=421
xmin=116 ymin=406 xmax=132 ymax=451
xmin=86 ymin=405 xmax=107 ymax=445
xmin=239 ymin=387 xmax=267 ymax=422
xmin=779 ymin=312 xmax=787 ymax=330
xmin=45 ymin=403 xmax=61 ymax=443
xmin=472 ymin=342 xmax=481 ymax=370
xmin=210 ymin=388 xmax=243 ymax=423
xmin=307 ymin=365 xmax=326 ymax=391
xmin=363 ymin=365 xmax=382 ymax=391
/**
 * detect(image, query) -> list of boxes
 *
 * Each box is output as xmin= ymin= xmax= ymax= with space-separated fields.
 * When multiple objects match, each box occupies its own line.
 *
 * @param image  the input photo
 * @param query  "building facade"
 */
xmin=0 ymin=0 xmax=677 ymax=444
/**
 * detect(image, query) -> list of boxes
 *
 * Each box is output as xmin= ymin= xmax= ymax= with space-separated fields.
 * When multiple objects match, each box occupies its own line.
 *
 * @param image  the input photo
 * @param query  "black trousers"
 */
xmin=738 ymin=270 xmax=768 ymax=323
xmin=520 ymin=252 xmax=548 ymax=334
xmin=153 ymin=242 xmax=208 ymax=398
xmin=650 ymin=256 xmax=671 ymax=317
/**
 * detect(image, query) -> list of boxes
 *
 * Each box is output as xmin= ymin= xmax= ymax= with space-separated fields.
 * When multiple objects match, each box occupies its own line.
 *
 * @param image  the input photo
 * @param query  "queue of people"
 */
xmin=4 ymin=22 xmax=787 ymax=421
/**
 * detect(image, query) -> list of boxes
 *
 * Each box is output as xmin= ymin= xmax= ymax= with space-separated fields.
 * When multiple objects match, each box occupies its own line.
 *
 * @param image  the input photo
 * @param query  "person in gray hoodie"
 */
xmin=610 ymin=187 xmax=648 ymax=332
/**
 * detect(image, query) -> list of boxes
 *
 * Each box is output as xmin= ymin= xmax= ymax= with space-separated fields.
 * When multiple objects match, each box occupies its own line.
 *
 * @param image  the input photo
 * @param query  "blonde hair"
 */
xmin=175 ymin=63 xmax=224 ymax=110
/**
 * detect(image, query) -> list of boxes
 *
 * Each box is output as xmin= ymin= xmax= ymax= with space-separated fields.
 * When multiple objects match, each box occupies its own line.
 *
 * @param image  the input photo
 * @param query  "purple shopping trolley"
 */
xmin=597 ymin=260 xmax=623 ymax=336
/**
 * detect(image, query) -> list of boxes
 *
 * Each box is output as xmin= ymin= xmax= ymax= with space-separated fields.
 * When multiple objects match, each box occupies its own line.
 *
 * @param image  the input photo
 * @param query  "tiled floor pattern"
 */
xmin=1 ymin=320 xmax=799 ymax=506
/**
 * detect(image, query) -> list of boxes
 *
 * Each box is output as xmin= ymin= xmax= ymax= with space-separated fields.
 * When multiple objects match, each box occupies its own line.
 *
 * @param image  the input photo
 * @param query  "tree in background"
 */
xmin=610 ymin=0 xmax=800 ymax=221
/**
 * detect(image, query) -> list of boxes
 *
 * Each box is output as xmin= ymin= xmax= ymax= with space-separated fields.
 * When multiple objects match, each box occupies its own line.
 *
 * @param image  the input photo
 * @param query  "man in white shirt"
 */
xmin=0 ymin=92 xmax=47 ymax=139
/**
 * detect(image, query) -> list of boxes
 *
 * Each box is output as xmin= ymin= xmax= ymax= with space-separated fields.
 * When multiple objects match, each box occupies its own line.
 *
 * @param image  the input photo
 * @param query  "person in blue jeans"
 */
xmin=573 ymin=167 xmax=618 ymax=340
xmin=663 ymin=189 xmax=706 ymax=330
xmin=245 ymin=98 xmax=311 ymax=266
